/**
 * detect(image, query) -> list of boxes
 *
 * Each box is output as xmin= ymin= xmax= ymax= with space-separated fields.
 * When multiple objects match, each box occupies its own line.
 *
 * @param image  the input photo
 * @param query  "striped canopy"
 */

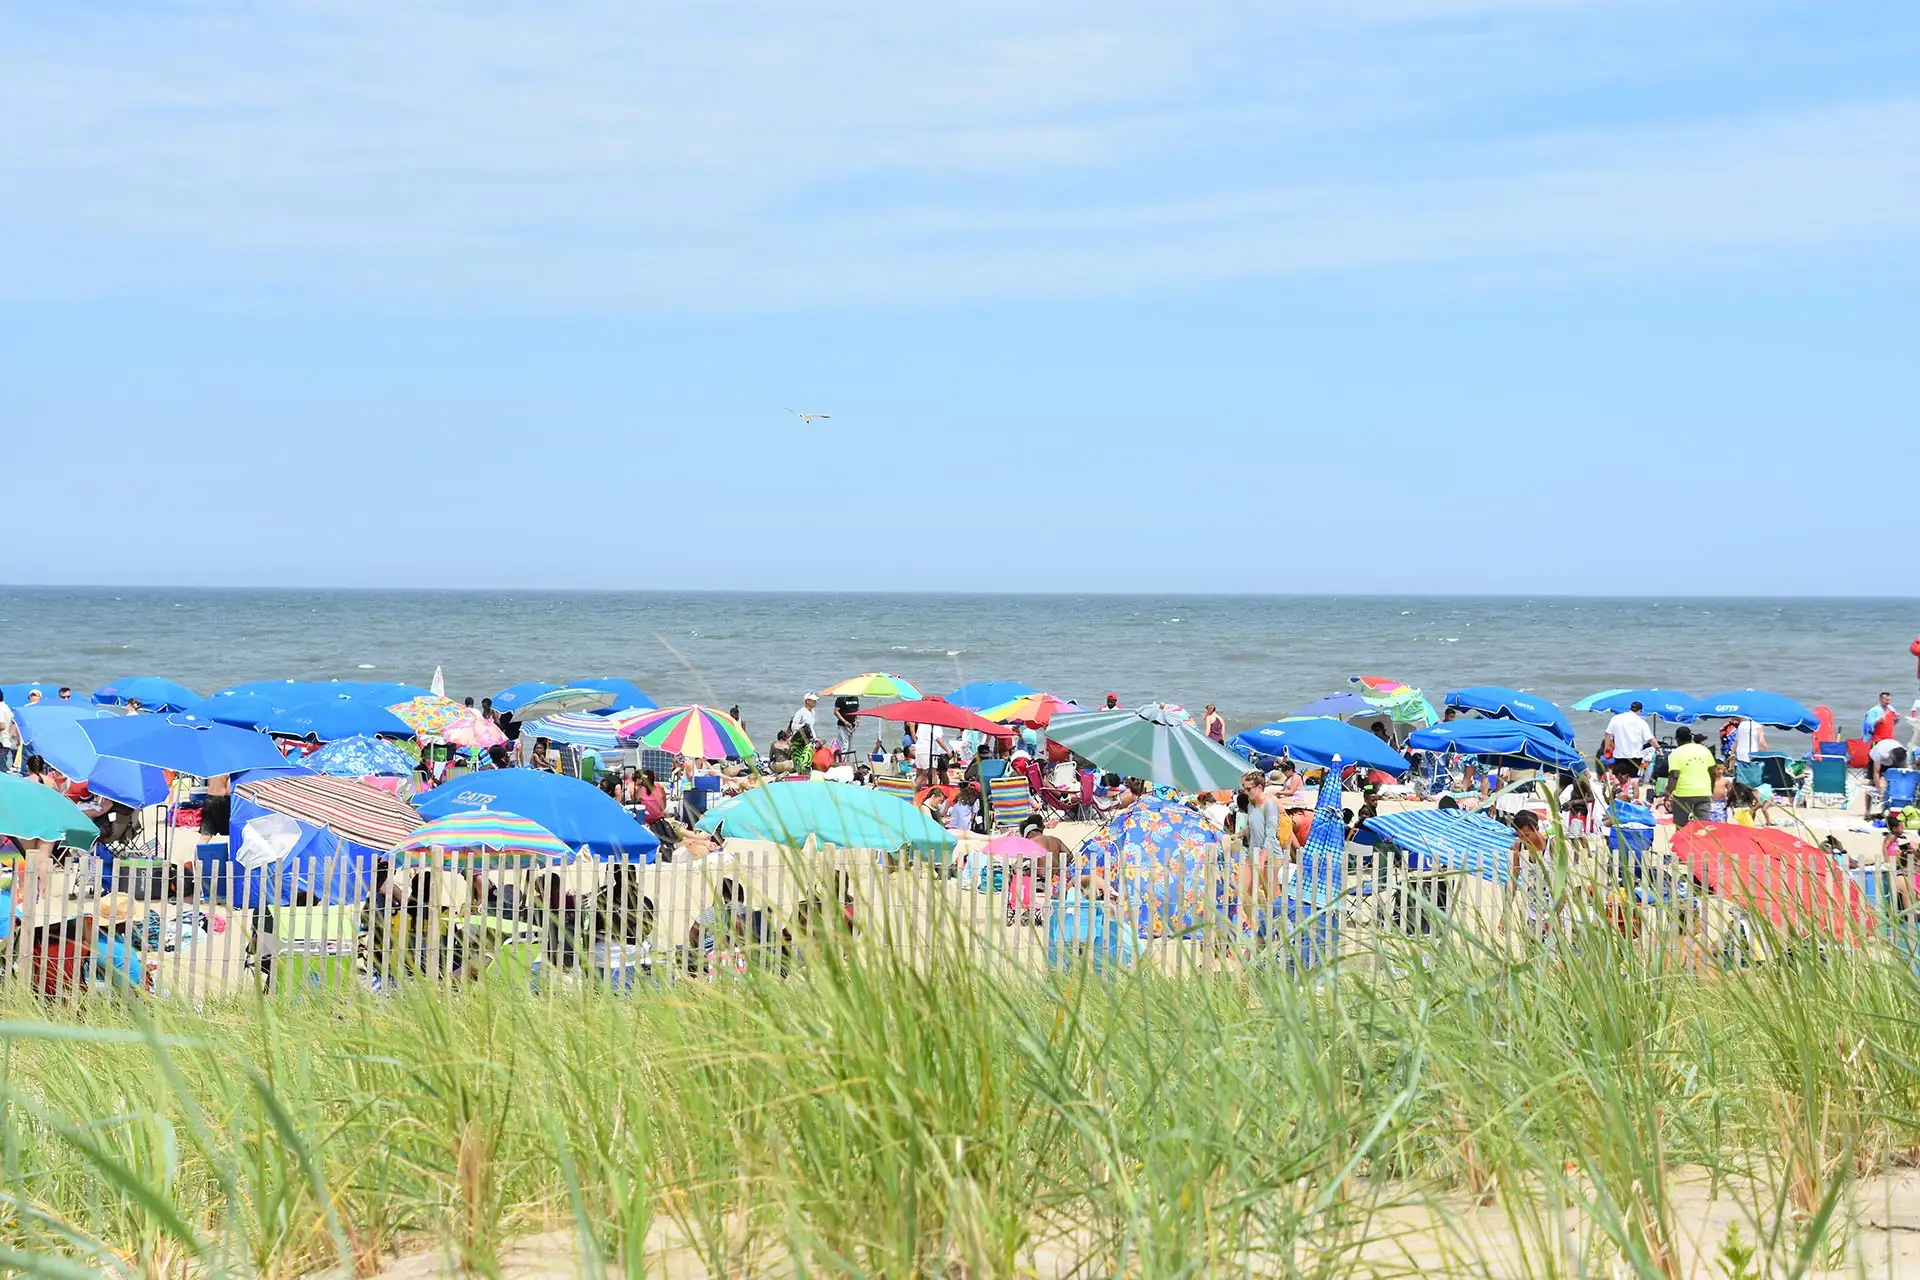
xmin=234 ymin=775 xmax=419 ymax=851
xmin=386 ymin=695 xmax=468 ymax=736
xmin=392 ymin=810 xmax=575 ymax=867
xmin=618 ymin=705 xmax=753 ymax=760
xmin=821 ymin=673 xmax=923 ymax=700
xmin=1362 ymin=809 xmax=1515 ymax=884
xmin=525 ymin=712 xmax=625 ymax=750
xmin=1042 ymin=703 xmax=1249 ymax=792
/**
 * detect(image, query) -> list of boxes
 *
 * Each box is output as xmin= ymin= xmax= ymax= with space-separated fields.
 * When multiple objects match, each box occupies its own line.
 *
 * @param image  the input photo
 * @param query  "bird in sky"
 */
xmin=786 ymin=408 xmax=831 ymax=424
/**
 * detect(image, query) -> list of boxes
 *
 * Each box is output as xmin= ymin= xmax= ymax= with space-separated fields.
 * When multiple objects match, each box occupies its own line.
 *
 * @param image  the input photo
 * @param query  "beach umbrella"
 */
xmin=91 ymin=676 xmax=202 ymax=712
xmin=857 ymin=697 xmax=1016 ymax=739
xmin=260 ymin=695 xmax=414 ymax=742
xmin=14 ymin=704 xmax=170 ymax=807
xmin=982 ymin=833 xmax=1049 ymax=861
xmin=1361 ymin=809 xmax=1515 ymax=885
xmin=695 ymin=780 xmax=955 ymax=858
xmin=235 ymin=775 xmax=419 ymax=850
xmin=217 ymin=680 xmax=432 ymax=705
xmin=392 ymin=810 xmax=575 ymax=869
xmin=1077 ymin=794 xmax=1230 ymax=938
xmin=1043 ymin=703 xmax=1250 ymax=792
xmin=301 ymin=734 xmax=418 ymax=778
xmin=440 ymin=712 xmax=506 ymax=751
xmin=78 ymin=713 xmax=292 ymax=777
xmin=1573 ymin=689 xmax=1704 ymax=721
xmin=1407 ymin=720 xmax=1587 ymax=772
xmin=979 ymin=692 xmax=1089 ymax=727
xmin=1350 ymin=676 xmax=1440 ymax=727
xmin=387 ymin=695 xmax=469 ymax=737
xmin=489 ymin=681 xmax=561 ymax=713
xmin=414 ymin=769 xmax=658 ymax=862
xmin=1672 ymin=823 xmax=1867 ymax=937
xmin=563 ymin=678 xmax=657 ymax=713
xmin=0 ymin=774 xmax=100 ymax=850
xmin=1292 ymin=750 xmax=1352 ymax=906
xmin=523 ymin=712 xmax=626 ymax=750
xmin=822 ymin=673 xmax=923 ymax=700
xmin=1 ymin=682 xmax=70 ymax=706
xmin=514 ymin=686 xmax=619 ymax=719
xmin=1231 ymin=718 xmax=1410 ymax=776
xmin=618 ymin=705 xmax=755 ymax=760
xmin=1694 ymin=690 xmax=1820 ymax=732
xmin=1294 ymin=693 xmax=1378 ymax=719
xmin=1443 ymin=686 xmax=1575 ymax=744
xmin=945 ymin=681 xmax=1038 ymax=712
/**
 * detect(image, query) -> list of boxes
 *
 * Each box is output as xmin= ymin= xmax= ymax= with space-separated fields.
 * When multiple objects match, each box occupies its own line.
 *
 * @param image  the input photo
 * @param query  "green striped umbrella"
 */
xmin=1042 ymin=702 xmax=1252 ymax=792
xmin=0 ymin=774 xmax=99 ymax=849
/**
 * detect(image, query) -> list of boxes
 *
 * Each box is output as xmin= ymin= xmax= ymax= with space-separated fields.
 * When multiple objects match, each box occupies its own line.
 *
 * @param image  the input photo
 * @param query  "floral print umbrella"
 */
xmin=1079 ymin=795 xmax=1233 ymax=939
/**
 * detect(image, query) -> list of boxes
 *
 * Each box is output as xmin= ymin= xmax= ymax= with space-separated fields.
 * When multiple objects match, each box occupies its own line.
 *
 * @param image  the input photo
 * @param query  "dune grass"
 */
xmin=1 ymin=886 xmax=1917 ymax=1279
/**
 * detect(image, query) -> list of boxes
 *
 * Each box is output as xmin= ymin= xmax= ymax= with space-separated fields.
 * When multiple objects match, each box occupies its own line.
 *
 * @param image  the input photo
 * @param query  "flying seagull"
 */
xmin=786 ymin=408 xmax=832 ymax=424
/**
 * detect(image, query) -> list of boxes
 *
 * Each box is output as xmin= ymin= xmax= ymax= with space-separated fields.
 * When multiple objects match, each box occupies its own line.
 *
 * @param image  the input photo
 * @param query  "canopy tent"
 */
xmin=78 ymin=713 xmax=292 ymax=778
xmin=414 ymin=769 xmax=658 ymax=862
xmin=1077 ymin=795 xmax=1232 ymax=939
xmin=15 ymin=704 xmax=170 ymax=807
xmin=91 ymin=676 xmax=201 ymax=712
xmin=1361 ymin=809 xmax=1515 ymax=884
xmin=234 ymin=775 xmax=419 ymax=851
xmin=1230 ymin=717 xmax=1410 ymax=776
xmin=1407 ymin=720 xmax=1587 ymax=772
xmin=1694 ymin=690 xmax=1820 ymax=732
xmin=1443 ymin=686 xmax=1575 ymax=743
xmin=258 ymin=695 xmax=414 ymax=742
xmin=1573 ymin=689 xmax=1704 ymax=721
xmin=696 ymin=780 xmax=954 ymax=858
xmin=0 ymin=774 xmax=99 ymax=850
xmin=1043 ymin=703 xmax=1250 ymax=792
xmin=945 ymin=681 xmax=1039 ymax=712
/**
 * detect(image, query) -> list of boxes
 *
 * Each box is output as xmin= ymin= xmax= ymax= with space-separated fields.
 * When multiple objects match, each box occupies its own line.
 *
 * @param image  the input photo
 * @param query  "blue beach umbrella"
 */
xmin=92 ymin=676 xmax=202 ymax=712
xmin=696 ymin=780 xmax=955 ymax=858
xmin=77 ymin=713 xmax=293 ymax=778
xmin=521 ymin=713 xmax=624 ymax=750
xmin=257 ymin=695 xmax=413 ymax=742
xmin=1408 ymin=720 xmax=1587 ymax=772
xmin=1292 ymin=693 xmax=1380 ymax=719
xmin=1694 ymin=690 xmax=1819 ymax=732
xmin=1572 ymin=689 xmax=1703 ymax=721
xmin=1231 ymin=718 xmax=1410 ymax=776
xmin=946 ymin=681 xmax=1039 ymax=712
xmin=2 ymin=682 xmax=70 ymax=705
xmin=563 ymin=678 xmax=656 ymax=713
xmin=302 ymin=735 xmax=418 ymax=778
xmin=15 ymin=705 xmax=170 ymax=807
xmin=413 ymin=768 xmax=658 ymax=862
xmin=1444 ymin=686 xmax=1575 ymax=744
xmin=188 ymin=689 xmax=294 ymax=730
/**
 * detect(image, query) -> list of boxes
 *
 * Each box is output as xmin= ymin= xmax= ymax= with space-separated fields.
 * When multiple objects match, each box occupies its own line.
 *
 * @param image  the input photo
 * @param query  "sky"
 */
xmin=2 ymin=0 xmax=1916 ymax=594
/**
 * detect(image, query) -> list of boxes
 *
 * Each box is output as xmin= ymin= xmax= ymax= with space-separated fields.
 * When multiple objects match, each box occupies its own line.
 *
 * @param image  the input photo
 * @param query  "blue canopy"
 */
xmin=1444 ymin=686 xmax=1575 ymax=744
xmin=77 ymin=713 xmax=293 ymax=778
xmin=1572 ymin=689 xmax=1703 ymax=721
xmin=1362 ymin=809 xmax=1515 ymax=884
xmin=257 ymin=695 xmax=413 ymax=741
xmin=15 ymin=704 xmax=170 ymax=807
xmin=563 ymin=678 xmax=656 ymax=713
xmin=227 ymin=793 xmax=384 ymax=905
xmin=301 ymin=735 xmax=417 ymax=778
xmin=1293 ymin=693 xmax=1381 ymax=719
xmin=413 ymin=769 xmax=658 ymax=862
xmin=1231 ymin=718 xmax=1410 ymax=775
xmin=1408 ymin=720 xmax=1587 ymax=772
xmin=92 ymin=676 xmax=202 ymax=712
xmin=946 ymin=681 xmax=1039 ymax=711
xmin=1694 ymin=690 xmax=1819 ymax=732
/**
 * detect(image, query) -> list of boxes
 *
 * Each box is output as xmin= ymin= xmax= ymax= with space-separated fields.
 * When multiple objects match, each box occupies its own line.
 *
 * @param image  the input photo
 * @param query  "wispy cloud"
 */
xmin=2 ymin=0 xmax=1915 ymax=310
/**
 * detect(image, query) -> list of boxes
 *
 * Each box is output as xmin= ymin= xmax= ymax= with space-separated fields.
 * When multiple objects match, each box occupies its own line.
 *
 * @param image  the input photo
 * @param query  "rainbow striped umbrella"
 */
xmin=979 ymin=692 xmax=1088 ymax=727
xmin=617 ymin=704 xmax=754 ymax=760
xmin=821 ymin=673 xmax=922 ymax=700
xmin=387 ymin=695 xmax=468 ymax=737
xmin=392 ymin=810 xmax=576 ymax=868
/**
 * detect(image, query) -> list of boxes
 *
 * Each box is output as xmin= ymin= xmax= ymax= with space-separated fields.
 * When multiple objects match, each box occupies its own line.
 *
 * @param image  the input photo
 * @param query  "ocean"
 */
xmin=1 ymin=588 xmax=1914 ymax=746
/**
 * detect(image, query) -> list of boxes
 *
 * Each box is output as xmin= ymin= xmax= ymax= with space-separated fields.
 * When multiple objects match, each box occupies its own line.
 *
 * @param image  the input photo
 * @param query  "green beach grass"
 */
xmin=1 ymin=880 xmax=1917 ymax=1278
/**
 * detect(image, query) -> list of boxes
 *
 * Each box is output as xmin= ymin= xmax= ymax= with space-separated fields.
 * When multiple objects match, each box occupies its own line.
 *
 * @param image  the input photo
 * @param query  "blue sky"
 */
xmin=2 ymin=0 xmax=1915 ymax=593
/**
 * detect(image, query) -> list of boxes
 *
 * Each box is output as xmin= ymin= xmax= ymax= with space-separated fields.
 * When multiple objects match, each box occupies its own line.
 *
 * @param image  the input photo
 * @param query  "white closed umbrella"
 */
xmin=430 ymin=665 xmax=446 ymax=697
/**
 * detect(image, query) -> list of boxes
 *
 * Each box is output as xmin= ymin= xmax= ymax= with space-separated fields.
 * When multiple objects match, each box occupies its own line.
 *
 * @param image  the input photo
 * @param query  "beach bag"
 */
xmin=1045 ymin=890 xmax=1137 ymax=972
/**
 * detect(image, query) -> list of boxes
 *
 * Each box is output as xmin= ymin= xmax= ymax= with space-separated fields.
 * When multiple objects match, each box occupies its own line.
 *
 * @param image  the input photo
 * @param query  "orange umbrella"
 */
xmin=1672 ymin=823 xmax=1868 ymax=939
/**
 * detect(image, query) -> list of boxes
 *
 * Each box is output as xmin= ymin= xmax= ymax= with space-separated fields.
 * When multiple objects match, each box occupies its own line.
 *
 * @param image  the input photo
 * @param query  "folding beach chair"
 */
xmin=254 ymin=903 xmax=362 ymax=996
xmin=986 ymin=774 xmax=1036 ymax=830
xmin=1750 ymin=752 xmax=1798 ymax=796
xmin=873 ymin=774 xmax=917 ymax=805
xmin=1879 ymin=769 xmax=1920 ymax=818
xmin=1807 ymin=757 xmax=1849 ymax=808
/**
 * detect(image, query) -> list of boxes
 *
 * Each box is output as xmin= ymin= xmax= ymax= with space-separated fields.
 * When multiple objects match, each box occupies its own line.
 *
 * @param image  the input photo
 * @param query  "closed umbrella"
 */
xmin=91 ymin=676 xmax=202 ymax=712
xmin=696 ymin=780 xmax=954 ymax=858
xmin=78 ymin=713 xmax=292 ymax=777
xmin=0 ymin=774 xmax=99 ymax=849
xmin=15 ymin=704 xmax=170 ymax=807
xmin=1042 ymin=703 xmax=1249 ymax=792
xmin=1444 ymin=686 xmax=1575 ymax=744
xmin=1231 ymin=718 xmax=1410 ymax=776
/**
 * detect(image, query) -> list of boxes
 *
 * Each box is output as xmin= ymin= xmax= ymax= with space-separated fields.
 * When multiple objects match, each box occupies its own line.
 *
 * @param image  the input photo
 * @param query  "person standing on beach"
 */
xmin=1663 ymin=728 xmax=1717 ymax=827
xmin=1204 ymin=704 xmax=1226 ymax=743
xmin=0 ymin=692 xmax=18 ymax=771
xmin=1236 ymin=769 xmax=1284 ymax=933
xmin=1731 ymin=716 xmax=1768 ymax=786
xmin=1602 ymin=700 xmax=1655 ymax=792
xmin=1103 ymin=692 xmax=1120 ymax=711
xmin=1866 ymin=692 xmax=1898 ymax=742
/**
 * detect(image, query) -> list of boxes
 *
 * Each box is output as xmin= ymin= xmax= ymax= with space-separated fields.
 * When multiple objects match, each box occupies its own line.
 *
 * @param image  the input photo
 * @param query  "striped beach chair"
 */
xmin=874 ymin=774 xmax=917 ymax=805
xmin=986 ymin=775 xmax=1035 ymax=830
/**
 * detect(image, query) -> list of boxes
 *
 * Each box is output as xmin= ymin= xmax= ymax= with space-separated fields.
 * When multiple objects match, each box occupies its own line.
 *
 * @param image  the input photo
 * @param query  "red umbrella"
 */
xmin=858 ymin=697 xmax=1015 ymax=738
xmin=1671 ymin=823 xmax=1868 ymax=938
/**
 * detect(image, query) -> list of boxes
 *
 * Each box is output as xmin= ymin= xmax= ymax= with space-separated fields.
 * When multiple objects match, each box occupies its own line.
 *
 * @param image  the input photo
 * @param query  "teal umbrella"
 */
xmin=1043 ymin=703 xmax=1252 ymax=792
xmin=0 ymin=775 xmax=99 ymax=850
xmin=696 ymin=780 xmax=956 ymax=858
